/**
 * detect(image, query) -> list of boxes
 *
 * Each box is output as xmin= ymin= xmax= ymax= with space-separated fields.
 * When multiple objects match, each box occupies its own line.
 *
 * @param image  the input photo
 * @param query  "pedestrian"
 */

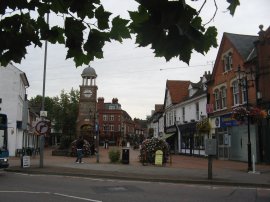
xmin=75 ymin=136 xmax=84 ymax=164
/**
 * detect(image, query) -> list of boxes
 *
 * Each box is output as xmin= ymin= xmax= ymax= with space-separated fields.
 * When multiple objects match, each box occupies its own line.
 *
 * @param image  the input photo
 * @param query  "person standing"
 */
xmin=75 ymin=136 xmax=84 ymax=163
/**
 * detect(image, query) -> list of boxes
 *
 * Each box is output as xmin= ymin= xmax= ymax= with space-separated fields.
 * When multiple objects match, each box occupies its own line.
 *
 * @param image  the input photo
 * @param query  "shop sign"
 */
xmin=155 ymin=150 xmax=163 ymax=166
xmin=220 ymin=114 xmax=238 ymax=127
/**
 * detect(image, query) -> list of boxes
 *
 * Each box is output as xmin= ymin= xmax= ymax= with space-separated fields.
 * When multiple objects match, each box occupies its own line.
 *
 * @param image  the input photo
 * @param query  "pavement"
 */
xmin=5 ymin=146 xmax=270 ymax=188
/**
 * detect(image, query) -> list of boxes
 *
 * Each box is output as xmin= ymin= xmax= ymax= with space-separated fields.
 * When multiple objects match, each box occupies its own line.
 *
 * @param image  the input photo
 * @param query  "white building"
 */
xmin=163 ymin=72 xmax=211 ymax=155
xmin=0 ymin=63 xmax=29 ymax=156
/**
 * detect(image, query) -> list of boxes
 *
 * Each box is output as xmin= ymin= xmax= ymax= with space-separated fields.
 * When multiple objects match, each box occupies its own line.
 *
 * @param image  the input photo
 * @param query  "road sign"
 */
xmin=35 ymin=121 xmax=49 ymax=135
xmin=40 ymin=111 xmax=47 ymax=117
xmin=205 ymin=139 xmax=217 ymax=155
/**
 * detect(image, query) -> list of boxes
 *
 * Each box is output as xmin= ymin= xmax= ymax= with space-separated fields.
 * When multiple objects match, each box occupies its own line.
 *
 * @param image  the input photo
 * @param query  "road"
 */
xmin=0 ymin=172 xmax=270 ymax=202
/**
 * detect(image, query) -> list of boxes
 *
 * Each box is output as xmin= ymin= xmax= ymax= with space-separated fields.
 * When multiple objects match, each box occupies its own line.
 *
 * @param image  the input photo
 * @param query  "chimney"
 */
xmin=112 ymin=98 xmax=118 ymax=104
xmin=258 ymin=24 xmax=265 ymax=40
xmin=97 ymin=97 xmax=104 ymax=110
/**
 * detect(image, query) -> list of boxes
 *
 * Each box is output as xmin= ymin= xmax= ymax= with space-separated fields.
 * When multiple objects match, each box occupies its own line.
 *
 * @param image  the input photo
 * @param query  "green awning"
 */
xmin=161 ymin=133 xmax=175 ymax=140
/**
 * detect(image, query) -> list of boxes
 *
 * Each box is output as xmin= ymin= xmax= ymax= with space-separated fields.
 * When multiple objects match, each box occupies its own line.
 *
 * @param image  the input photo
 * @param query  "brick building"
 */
xmin=207 ymin=27 xmax=270 ymax=163
xmin=97 ymin=98 xmax=135 ymax=146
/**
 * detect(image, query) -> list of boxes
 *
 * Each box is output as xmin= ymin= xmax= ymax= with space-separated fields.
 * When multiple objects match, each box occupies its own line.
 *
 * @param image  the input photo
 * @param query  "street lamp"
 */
xmin=236 ymin=65 xmax=255 ymax=172
xmin=89 ymin=109 xmax=99 ymax=163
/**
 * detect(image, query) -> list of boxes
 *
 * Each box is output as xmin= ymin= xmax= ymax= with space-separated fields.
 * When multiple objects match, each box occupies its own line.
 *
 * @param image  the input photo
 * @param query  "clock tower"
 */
xmin=76 ymin=65 xmax=98 ymax=142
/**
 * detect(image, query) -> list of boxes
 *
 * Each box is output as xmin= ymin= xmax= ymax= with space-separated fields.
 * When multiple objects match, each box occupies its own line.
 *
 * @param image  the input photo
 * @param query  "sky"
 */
xmin=17 ymin=0 xmax=270 ymax=120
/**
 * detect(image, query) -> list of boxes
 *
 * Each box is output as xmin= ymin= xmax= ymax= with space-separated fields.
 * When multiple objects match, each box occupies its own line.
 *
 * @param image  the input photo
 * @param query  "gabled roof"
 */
xmin=224 ymin=33 xmax=258 ymax=61
xmin=190 ymin=81 xmax=201 ymax=89
xmin=166 ymin=80 xmax=190 ymax=104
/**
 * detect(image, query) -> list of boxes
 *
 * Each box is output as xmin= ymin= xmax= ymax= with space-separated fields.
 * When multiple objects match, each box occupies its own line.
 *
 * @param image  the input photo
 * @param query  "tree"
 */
xmin=0 ymin=0 xmax=239 ymax=67
xmin=29 ymin=88 xmax=80 ymax=137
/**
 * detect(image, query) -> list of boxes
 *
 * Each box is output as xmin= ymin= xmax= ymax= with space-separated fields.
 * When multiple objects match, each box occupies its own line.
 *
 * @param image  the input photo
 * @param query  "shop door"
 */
xmin=217 ymin=132 xmax=230 ymax=160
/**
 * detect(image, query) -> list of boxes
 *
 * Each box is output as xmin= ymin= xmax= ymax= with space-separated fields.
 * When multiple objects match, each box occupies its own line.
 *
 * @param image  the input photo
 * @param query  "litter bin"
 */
xmin=122 ymin=148 xmax=129 ymax=164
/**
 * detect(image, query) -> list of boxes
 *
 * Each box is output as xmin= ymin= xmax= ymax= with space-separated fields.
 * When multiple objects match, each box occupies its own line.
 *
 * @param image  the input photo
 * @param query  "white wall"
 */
xmin=0 ymin=63 xmax=27 ymax=156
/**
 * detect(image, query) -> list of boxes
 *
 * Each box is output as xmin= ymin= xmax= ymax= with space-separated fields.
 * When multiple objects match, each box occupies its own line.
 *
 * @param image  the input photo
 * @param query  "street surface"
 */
xmin=0 ymin=172 xmax=270 ymax=202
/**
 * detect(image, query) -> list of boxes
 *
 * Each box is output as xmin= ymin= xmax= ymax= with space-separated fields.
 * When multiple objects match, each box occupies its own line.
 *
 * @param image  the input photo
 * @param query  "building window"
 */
xmin=195 ymin=102 xmax=199 ymax=120
xmin=242 ymin=79 xmax=247 ymax=104
xmin=224 ymin=52 xmax=232 ymax=72
xmin=182 ymin=107 xmax=185 ymax=122
xmin=109 ymin=105 xmax=115 ymax=110
xmin=214 ymin=89 xmax=220 ymax=110
xmin=109 ymin=124 xmax=114 ymax=131
xmin=109 ymin=115 xmax=114 ymax=121
xmin=221 ymin=87 xmax=227 ymax=109
xmin=232 ymin=81 xmax=240 ymax=105
xmin=103 ymin=115 xmax=107 ymax=121
xmin=169 ymin=112 xmax=173 ymax=126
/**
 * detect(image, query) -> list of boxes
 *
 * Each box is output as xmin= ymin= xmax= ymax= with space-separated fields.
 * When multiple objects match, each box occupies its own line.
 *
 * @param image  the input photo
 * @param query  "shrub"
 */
xmin=139 ymin=137 xmax=170 ymax=164
xmin=108 ymin=148 xmax=120 ymax=163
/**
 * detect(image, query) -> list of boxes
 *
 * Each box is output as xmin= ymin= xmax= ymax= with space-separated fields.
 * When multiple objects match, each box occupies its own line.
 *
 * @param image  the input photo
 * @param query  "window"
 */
xmin=195 ymin=102 xmax=199 ymax=120
xmin=169 ymin=112 xmax=173 ymax=126
xmin=214 ymin=89 xmax=220 ymax=110
xmin=103 ymin=114 xmax=107 ymax=121
xmin=182 ymin=107 xmax=185 ymax=122
xmin=242 ymin=79 xmax=247 ymax=104
xmin=109 ymin=115 xmax=114 ymax=121
xmin=232 ymin=81 xmax=240 ymax=105
xmin=109 ymin=124 xmax=114 ymax=131
xmin=221 ymin=87 xmax=227 ymax=108
xmin=224 ymin=53 xmax=232 ymax=72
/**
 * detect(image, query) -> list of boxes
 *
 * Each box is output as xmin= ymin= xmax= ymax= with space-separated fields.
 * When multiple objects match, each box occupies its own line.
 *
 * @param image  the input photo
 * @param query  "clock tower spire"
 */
xmin=76 ymin=65 xmax=98 ymax=142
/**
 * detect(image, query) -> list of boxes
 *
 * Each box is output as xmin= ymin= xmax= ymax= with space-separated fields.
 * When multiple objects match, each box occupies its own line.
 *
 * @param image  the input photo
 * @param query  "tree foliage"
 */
xmin=0 ymin=0 xmax=239 ymax=67
xmin=29 ymin=88 xmax=80 ymax=136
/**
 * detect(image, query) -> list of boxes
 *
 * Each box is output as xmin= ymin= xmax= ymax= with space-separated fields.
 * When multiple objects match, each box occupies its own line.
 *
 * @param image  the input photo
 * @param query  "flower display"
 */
xmin=232 ymin=106 xmax=267 ymax=123
xmin=139 ymin=137 xmax=170 ymax=164
xmin=70 ymin=139 xmax=91 ymax=157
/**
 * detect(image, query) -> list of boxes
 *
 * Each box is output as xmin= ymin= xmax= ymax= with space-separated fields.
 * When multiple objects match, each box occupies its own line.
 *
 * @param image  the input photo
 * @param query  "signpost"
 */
xmin=22 ymin=156 xmax=30 ymax=168
xmin=205 ymin=139 xmax=217 ymax=180
xmin=155 ymin=150 xmax=163 ymax=166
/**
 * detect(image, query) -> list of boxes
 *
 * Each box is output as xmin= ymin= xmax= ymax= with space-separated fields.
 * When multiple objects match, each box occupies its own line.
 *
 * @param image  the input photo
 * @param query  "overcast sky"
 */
xmin=17 ymin=0 xmax=270 ymax=120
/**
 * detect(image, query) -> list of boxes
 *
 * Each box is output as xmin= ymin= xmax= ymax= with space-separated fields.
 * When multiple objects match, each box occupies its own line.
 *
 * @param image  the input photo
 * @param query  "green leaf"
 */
xmin=110 ymin=16 xmax=130 ymax=42
xmin=47 ymin=26 xmax=65 ymax=44
xmin=83 ymin=29 xmax=109 ymax=60
xmin=95 ymin=5 xmax=111 ymax=30
xmin=203 ymin=26 xmax=218 ymax=52
xmin=227 ymin=0 xmax=240 ymax=16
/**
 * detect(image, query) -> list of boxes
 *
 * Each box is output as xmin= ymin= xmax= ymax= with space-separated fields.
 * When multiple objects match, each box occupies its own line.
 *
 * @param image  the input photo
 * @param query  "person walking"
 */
xmin=75 ymin=136 xmax=84 ymax=163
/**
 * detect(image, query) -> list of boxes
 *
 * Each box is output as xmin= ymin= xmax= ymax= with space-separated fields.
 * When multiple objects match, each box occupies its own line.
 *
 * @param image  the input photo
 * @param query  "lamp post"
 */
xmin=90 ymin=109 xmax=99 ymax=163
xmin=236 ymin=65 xmax=255 ymax=172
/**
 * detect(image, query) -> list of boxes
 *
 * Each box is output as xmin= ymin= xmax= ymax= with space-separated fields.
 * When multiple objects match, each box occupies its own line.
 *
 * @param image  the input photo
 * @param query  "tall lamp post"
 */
xmin=90 ymin=109 xmax=99 ymax=163
xmin=236 ymin=65 xmax=255 ymax=172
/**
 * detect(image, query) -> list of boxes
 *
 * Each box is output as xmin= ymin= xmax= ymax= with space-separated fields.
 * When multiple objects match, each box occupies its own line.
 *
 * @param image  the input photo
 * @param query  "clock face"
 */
xmin=83 ymin=89 xmax=93 ymax=98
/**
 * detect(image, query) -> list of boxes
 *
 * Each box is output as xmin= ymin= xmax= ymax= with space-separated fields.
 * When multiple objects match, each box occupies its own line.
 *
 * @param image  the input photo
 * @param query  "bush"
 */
xmin=108 ymin=148 xmax=120 ymax=163
xmin=139 ymin=137 xmax=170 ymax=164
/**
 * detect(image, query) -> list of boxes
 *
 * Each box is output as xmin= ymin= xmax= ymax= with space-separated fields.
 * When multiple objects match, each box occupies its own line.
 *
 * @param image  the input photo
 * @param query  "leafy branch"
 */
xmin=0 ymin=0 xmax=240 ymax=67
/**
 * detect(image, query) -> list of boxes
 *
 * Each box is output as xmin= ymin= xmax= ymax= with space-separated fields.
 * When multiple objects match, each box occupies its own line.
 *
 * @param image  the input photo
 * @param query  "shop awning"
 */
xmin=161 ymin=133 xmax=175 ymax=140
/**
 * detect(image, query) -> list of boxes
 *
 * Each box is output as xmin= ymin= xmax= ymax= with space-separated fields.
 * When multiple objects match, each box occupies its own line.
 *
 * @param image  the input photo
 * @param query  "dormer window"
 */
xmin=223 ymin=52 xmax=233 ymax=72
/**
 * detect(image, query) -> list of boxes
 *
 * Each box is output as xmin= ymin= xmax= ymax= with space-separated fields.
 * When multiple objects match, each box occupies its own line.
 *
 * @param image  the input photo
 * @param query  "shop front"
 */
xmin=210 ymin=113 xmax=257 ymax=162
